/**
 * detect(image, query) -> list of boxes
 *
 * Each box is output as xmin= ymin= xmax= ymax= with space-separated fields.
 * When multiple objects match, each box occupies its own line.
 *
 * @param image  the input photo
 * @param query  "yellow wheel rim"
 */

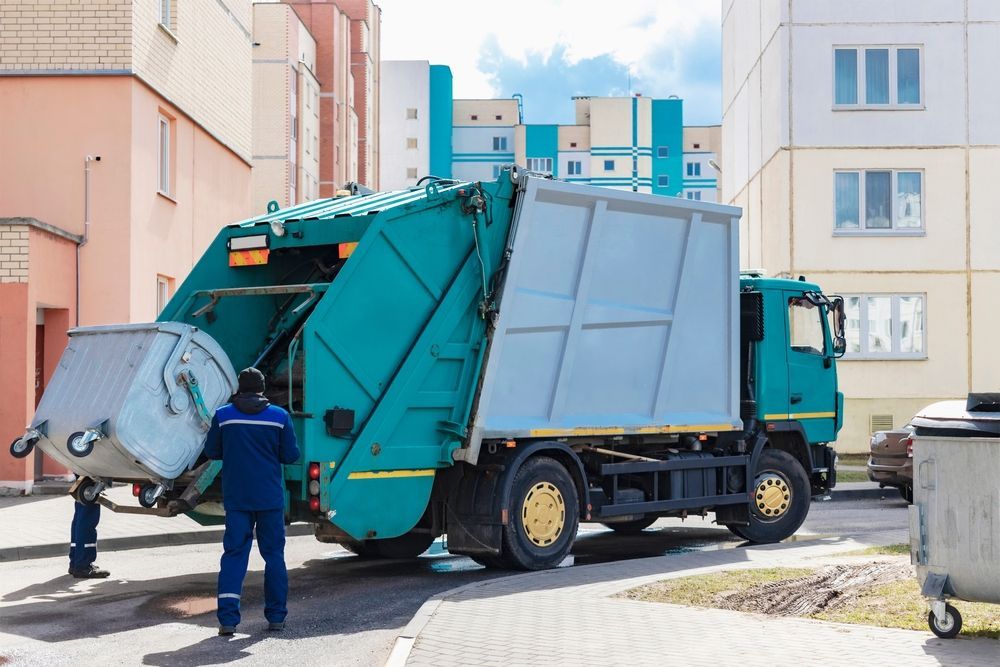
xmin=521 ymin=481 xmax=565 ymax=546
xmin=754 ymin=473 xmax=791 ymax=519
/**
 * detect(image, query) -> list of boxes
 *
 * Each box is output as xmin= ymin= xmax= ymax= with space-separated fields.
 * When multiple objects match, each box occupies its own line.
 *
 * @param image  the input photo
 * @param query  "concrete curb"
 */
xmin=830 ymin=483 xmax=905 ymax=502
xmin=0 ymin=523 xmax=314 ymax=562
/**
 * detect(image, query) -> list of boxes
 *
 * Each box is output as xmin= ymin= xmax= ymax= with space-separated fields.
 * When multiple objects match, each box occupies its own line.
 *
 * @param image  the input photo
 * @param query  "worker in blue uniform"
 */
xmin=204 ymin=367 xmax=300 ymax=636
xmin=68 ymin=500 xmax=109 ymax=578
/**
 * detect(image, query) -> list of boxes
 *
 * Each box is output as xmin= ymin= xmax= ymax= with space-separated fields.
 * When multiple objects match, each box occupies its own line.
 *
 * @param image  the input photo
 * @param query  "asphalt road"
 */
xmin=0 ymin=495 xmax=909 ymax=666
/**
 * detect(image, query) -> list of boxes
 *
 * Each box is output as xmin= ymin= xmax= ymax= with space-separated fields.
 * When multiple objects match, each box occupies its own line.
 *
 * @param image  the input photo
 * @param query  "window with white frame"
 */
xmin=657 ymin=175 xmax=669 ymax=187
xmin=406 ymin=108 xmax=418 ymax=120
xmin=159 ymin=0 xmax=173 ymax=30
xmin=685 ymin=191 xmax=701 ymax=201
xmin=566 ymin=160 xmax=582 ymax=176
xmin=526 ymin=157 xmax=552 ymax=174
xmin=834 ymin=46 xmax=922 ymax=107
xmin=492 ymin=136 xmax=507 ymax=151
xmin=843 ymin=294 xmax=925 ymax=359
xmin=656 ymin=146 xmax=669 ymax=158
xmin=834 ymin=170 xmax=922 ymax=232
xmin=492 ymin=164 xmax=503 ymax=178
xmin=156 ymin=275 xmax=172 ymax=315
xmin=686 ymin=162 xmax=701 ymax=176
xmin=603 ymin=159 xmax=615 ymax=171
xmin=158 ymin=114 xmax=171 ymax=195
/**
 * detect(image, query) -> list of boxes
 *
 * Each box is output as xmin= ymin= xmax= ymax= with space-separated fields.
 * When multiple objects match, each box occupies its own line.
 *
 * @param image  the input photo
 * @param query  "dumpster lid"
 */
xmin=911 ymin=399 xmax=1000 ymax=438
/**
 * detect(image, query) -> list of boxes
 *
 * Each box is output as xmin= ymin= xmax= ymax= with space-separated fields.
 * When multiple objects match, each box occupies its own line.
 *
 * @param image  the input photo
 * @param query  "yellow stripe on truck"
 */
xmin=528 ymin=424 xmax=737 ymax=438
xmin=763 ymin=412 xmax=837 ymax=421
xmin=347 ymin=469 xmax=436 ymax=480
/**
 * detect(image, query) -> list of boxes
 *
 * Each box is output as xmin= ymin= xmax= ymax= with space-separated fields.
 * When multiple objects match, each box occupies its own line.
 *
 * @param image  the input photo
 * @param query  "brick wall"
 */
xmin=0 ymin=226 xmax=29 ymax=284
xmin=0 ymin=0 xmax=132 ymax=71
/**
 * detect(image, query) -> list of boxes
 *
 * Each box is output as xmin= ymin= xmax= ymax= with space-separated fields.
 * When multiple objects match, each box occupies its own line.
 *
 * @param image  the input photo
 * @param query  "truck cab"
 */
xmin=740 ymin=274 xmax=846 ymax=496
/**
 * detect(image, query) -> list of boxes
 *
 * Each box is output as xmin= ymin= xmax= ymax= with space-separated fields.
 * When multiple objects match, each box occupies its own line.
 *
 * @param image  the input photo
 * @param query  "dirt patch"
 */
xmin=716 ymin=562 xmax=911 ymax=616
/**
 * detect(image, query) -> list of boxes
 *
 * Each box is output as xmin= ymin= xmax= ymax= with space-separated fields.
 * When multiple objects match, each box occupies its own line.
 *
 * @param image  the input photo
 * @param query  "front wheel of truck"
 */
xmin=738 ymin=449 xmax=810 ymax=544
xmin=501 ymin=456 xmax=579 ymax=570
xmin=343 ymin=531 xmax=436 ymax=559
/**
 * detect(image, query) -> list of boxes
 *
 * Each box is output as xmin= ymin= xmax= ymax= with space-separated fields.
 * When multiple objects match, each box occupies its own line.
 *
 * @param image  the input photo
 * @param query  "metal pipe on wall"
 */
xmin=77 ymin=155 xmax=99 ymax=326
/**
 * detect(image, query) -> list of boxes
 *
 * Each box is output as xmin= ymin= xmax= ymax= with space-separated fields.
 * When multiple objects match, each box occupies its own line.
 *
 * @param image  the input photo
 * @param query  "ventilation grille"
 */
xmin=870 ymin=414 xmax=894 ymax=433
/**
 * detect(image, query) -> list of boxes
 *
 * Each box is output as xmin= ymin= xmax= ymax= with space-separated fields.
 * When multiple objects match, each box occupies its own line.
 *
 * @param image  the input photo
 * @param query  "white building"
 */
xmin=722 ymin=0 xmax=1000 ymax=451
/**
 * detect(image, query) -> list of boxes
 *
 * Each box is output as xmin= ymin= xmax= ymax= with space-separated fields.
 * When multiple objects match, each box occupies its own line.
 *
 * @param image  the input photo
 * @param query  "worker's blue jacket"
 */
xmin=204 ymin=394 xmax=300 ymax=511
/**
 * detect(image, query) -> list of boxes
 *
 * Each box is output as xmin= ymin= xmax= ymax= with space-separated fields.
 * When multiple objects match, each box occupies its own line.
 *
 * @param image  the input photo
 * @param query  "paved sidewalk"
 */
xmin=391 ymin=531 xmax=1000 ymax=666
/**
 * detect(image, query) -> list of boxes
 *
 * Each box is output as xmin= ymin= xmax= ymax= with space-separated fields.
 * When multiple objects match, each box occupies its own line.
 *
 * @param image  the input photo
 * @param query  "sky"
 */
xmin=376 ymin=0 xmax=722 ymax=126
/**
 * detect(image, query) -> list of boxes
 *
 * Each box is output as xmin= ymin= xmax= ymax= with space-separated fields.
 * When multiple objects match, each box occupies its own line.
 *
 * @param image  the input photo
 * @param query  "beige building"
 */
xmin=721 ymin=0 xmax=1000 ymax=452
xmin=682 ymin=125 xmax=721 ymax=202
xmin=252 ymin=2 xmax=321 ymax=213
xmin=0 ymin=0 xmax=253 ymax=491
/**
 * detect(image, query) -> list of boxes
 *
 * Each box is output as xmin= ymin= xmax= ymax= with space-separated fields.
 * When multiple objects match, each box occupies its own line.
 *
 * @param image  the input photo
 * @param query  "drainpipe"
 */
xmin=77 ymin=155 xmax=100 ymax=326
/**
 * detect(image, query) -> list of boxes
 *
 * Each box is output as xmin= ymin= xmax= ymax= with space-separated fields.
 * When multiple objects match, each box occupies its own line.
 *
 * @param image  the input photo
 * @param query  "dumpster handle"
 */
xmin=163 ymin=328 xmax=195 ymax=414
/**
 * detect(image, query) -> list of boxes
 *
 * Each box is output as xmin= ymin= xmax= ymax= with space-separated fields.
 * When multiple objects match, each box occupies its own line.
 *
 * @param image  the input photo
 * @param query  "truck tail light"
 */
xmin=905 ymin=437 xmax=913 ymax=458
xmin=309 ymin=496 xmax=321 ymax=512
xmin=308 ymin=462 xmax=321 ymax=480
xmin=308 ymin=462 xmax=321 ymax=513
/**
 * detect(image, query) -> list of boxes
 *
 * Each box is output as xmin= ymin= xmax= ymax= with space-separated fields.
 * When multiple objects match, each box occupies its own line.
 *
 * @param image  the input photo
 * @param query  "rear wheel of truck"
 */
xmin=343 ymin=531 xmax=436 ymax=559
xmin=501 ymin=456 xmax=579 ymax=571
xmin=739 ymin=449 xmax=810 ymax=544
xmin=601 ymin=516 xmax=657 ymax=534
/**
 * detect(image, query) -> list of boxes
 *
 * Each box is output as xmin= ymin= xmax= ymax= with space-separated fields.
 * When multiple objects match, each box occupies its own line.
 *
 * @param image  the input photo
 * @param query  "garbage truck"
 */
xmin=10 ymin=168 xmax=847 ymax=570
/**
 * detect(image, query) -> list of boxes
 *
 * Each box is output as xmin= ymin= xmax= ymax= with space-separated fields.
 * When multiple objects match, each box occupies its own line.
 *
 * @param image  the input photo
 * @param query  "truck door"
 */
xmin=785 ymin=293 xmax=837 ymax=443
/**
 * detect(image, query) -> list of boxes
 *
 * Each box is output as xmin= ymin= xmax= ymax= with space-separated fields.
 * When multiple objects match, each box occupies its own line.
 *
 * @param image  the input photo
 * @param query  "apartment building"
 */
xmin=281 ymin=0 xmax=380 ymax=191
xmin=682 ymin=125 xmax=721 ymax=202
xmin=252 ymin=3 xmax=321 ymax=213
xmin=379 ymin=60 xmax=452 ymax=190
xmin=0 ymin=0 xmax=254 ymax=491
xmin=721 ymin=0 xmax=1000 ymax=451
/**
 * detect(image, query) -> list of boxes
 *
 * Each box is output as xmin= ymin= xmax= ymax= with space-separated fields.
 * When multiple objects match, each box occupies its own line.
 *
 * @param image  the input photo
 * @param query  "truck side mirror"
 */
xmin=830 ymin=297 xmax=847 ymax=358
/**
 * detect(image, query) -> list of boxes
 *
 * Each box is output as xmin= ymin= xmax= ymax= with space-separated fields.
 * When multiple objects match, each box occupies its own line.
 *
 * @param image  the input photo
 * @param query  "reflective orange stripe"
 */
xmin=228 ymin=249 xmax=269 ymax=266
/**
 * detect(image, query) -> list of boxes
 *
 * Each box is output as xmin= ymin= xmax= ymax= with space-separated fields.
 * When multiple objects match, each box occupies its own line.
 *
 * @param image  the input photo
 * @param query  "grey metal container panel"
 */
xmin=471 ymin=177 xmax=743 ymax=446
xmin=31 ymin=322 xmax=237 ymax=482
xmin=911 ymin=436 xmax=1000 ymax=604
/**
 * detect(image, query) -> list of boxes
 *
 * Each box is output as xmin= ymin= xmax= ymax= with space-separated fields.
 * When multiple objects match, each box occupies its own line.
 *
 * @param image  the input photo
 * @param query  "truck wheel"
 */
xmin=898 ymin=485 xmax=913 ymax=504
xmin=601 ymin=516 xmax=657 ymax=534
xmin=929 ymin=603 xmax=962 ymax=639
xmin=344 ymin=531 xmax=435 ymax=559
xmin=739 ymin=449 xmax=810 ymax=544
xmin=725 ymin=524 xmax=748 ymax=540
xmin=9 ymin=437 xmax=34 ymax=459
xmin=501 ymin=456 xmax=579 ymax=570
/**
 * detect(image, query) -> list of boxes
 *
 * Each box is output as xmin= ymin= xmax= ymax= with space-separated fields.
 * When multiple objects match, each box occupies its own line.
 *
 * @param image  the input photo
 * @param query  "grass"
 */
xmin=837 ymin=453 xmax=869 ymax=467
xmin=837 ymin=543 xmax=910 ymax=557
xmin=623 ymin=562 xmax=1000 ymax=639
xmin=837 ymin=470 xmax=870 ymax=483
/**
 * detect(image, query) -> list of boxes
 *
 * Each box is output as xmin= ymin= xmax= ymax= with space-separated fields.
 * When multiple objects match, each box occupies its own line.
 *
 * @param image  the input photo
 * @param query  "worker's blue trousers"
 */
xmin=217 ymin=509 xmax=287 ymax=627
xmin=69 ymin=501 xmax=100 ymax=570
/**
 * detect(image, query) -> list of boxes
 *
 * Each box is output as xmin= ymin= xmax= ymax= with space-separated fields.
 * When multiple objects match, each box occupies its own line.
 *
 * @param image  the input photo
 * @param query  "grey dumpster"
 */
xmin=909 ymin=401 xmax=1000 ymax=638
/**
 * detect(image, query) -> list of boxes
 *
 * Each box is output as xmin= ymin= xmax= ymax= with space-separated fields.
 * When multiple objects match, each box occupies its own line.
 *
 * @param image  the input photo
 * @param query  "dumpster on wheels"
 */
xmin=12 ymin=168 xmax=847 ymax=570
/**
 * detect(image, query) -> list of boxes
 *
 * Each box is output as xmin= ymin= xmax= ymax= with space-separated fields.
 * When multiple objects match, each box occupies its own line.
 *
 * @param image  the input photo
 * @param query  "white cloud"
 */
xmin=377 ymin=0 xmax=721 ymax=102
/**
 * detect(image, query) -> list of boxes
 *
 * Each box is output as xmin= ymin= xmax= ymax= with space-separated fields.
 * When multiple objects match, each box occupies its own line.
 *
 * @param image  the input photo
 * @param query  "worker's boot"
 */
xmin=68 ymin=564 xmax=110 ymax=579
xmin=218 ymin=626 xmax=236 ymax=636
xmin=267 ymin=622 xmax=285 ymax=632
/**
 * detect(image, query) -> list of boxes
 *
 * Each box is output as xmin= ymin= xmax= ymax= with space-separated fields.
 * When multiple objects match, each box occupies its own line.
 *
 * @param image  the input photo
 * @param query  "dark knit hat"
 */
xmin=237 ymin=367 xmax=266 ymax=394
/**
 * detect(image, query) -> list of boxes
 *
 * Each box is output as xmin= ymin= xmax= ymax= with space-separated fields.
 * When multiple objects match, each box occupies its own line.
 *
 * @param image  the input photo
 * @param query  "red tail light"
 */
xmin=132 ymin=483 xmax=141 ymax=497
xmin=308 ymin=462 xmax=321 ymax=480
xmin=309 ymin=496 xmax=321 ymax=512
xmin=905 ymin=437 xmax=914 ymax=457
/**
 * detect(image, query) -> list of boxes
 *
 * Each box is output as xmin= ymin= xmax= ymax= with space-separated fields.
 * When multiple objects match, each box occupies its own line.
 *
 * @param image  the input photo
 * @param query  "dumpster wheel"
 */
xmin=929 ymin=603 xmax=962 ymax=639
xmin=9 ymin=437 xmax=33 ymax=459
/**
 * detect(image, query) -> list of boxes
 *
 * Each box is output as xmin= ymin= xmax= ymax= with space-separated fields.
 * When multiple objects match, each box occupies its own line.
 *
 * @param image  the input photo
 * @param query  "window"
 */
xmin=305 ymin=83 xmax=311 ymax=109
xmin=657 ymin=146 xmax=669 ymax=158
xmin=156 ymin=275 xmax=173 ymax=316
xmin=470 ymin=114 xmax=478 ymax=120
xmin=406 ymin=137 xmax=418 ymax=149
xmin=603 ymin=159 xmax=615 ymax=171
xmin=570 ymin=142 xmax=577 ymax=148
xmin=685 ymin=191 xmax=702 ymax=201
xmin=157 ymin=114 xmax=171 ymax=195
xmin=406 ymin=167 xmax=418 ymax=179
xmin=834 ymin=170 xmax=923 ymax=232
xmin=492 ymin=164 xmax=503 ymax=178
xmin=843 ymin=294 xmax=925 ymax=358
xmin=693 ymin=143 xmax=701 ymax=149
xmin=406 ymin=108 xmax=418 ymax=120
xmin=834 ymin=46 xmax=922 ymax=107
xmin=789 ymin=298 xmax=826 ymax=356
xmin=526 ymin=157 xmax=553 ymax=174
xmin=686 ymin=162 xmax=701 ymax=176
xmin=566 ymin=160 xmax=582 ymax=175
xmin=495 ymin=114 xmax=502 ymax=121
xmin=492 ymin=136 xmax=507 ymax=151
xmin=657 ymin=175 xmax=669 ymax=187
xmin=159 ymin=0 xmax=172 ymax=29
xmin=305 ymin=128 xmax=311 ymax=154
xmin=291 ymin=117 xmax=297 ymax=141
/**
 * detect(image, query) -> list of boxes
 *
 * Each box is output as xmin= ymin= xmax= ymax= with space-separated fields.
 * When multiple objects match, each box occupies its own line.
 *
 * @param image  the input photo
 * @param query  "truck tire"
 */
xmin=898 ymin=485 xmax=913 ymax=504
xmin=343 ymin=531 xmax=436 ymax=559
xmin=601 ymin=516 xmax=657 ymax=534
xmin=500 ymin=456 xmax=579 ymax=570
xmin=739 ymin=448 xmax=810 ymax=544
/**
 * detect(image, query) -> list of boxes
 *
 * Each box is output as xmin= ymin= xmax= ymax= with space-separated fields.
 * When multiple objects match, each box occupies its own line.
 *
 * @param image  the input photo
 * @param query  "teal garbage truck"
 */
xmin=11 ymin=169 xmax=846 ymax=570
